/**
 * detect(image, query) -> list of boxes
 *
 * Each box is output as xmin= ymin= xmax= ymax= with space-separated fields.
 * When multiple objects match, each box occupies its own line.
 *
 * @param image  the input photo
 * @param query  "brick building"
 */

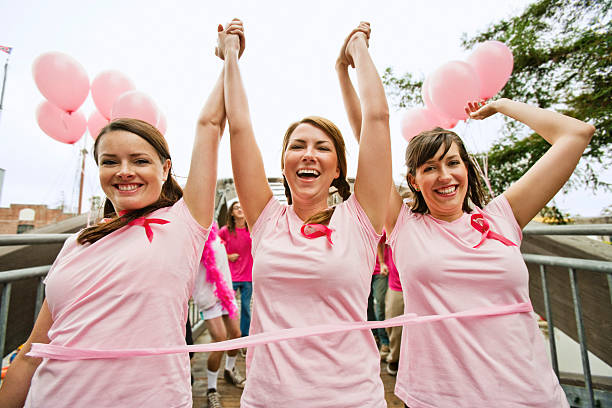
xmin=0 ymin=204 xmax=75 ymax=234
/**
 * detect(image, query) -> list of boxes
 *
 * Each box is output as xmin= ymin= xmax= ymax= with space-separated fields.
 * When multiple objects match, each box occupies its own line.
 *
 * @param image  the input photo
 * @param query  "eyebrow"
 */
xmin=424 ymin=153 xmax=460 ymax=164
xmin=99 ymin=153 xmax=153 ymax=158
xmin=291 ymin=138 xmax=332 ymax=145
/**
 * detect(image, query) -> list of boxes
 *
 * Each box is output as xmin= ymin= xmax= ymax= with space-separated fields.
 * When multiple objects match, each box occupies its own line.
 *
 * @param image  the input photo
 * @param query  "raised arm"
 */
xmin=182 ymin=64 xmax=226 ymax=228
xmin=467 ymin=98 xmax=595 ymax=228
xmin=0 ymin=300 xmax=52 ymax=407
xmin=219 ymin=19 xmax=273 ymax=228
xmin=336 ymin=23 xmax=394 ymax=233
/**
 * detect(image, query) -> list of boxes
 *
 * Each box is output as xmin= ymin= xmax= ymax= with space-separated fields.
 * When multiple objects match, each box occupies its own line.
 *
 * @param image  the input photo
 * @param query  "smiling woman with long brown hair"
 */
xmin=0 ymin=46 xmax=229 ymax=407
xmin=218 ymin=19 xmax=392 ymax=407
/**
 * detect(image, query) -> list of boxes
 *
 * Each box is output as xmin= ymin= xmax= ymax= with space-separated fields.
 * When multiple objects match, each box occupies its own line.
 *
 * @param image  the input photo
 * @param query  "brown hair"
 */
xmin=77 ymin=118 xmax=183 ymax=245
xmin=405 ymin=127 xmax=489 ymax=214
xmin=281 ymin=116 xmax=351 ymax=225
xmin=226 ymin=200 xmax=248 ymax=234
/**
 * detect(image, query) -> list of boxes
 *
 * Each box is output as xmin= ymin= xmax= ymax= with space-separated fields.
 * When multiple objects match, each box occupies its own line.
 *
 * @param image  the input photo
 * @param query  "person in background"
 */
xmin=368 ymin=236 xmax=389 ymax=359
xmin=192 ymin=223 xmax=245 ymax=407
xmin=219 ymin=201 xmax=253 ymax=339
xmin=383 ymin=242 xmax=403 ymax=376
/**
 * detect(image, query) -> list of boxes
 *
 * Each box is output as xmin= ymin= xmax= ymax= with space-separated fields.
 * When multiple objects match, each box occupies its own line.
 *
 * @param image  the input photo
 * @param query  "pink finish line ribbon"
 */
xmin=301 ymin=223 xmax=334 ymax=245
xmin=28 ymin=302 xmax=532 ymax=360
xmin=128 ymin=217 xmax=170 ymax=243
xmin=471 ymin=214 xmax=517 ymax=248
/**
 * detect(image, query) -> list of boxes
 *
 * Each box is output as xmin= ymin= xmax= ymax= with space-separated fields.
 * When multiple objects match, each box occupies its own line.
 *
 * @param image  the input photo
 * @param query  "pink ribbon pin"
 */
xmin=470 ymin=213 xmax=517 ymax=248
xmin=128 ymin=217 xmax=170 ymax=243
xmin=301 ymin=223 xmax=334 ymax=246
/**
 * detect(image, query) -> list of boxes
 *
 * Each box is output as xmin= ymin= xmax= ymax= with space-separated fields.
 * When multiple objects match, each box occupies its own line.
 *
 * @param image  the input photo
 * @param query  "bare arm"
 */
xmin=182 ymin=64 xmax=226 ymax=228
xmin=336 ymin=23 xmax=393 ymax=233
xmin=467 ymin=99 xmax=595 ymax=228
xmin=220 ymin=19 xmax=273 ymax=228
xmin=336 ymin=24 xmax=401 ymax=235
xmin=0 ymin=300 xmax=52 ymax=407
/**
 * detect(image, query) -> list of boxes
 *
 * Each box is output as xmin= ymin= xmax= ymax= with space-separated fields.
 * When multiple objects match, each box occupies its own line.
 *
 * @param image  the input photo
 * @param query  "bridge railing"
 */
xmin=522 ymin=224 xmax=612 ymax=408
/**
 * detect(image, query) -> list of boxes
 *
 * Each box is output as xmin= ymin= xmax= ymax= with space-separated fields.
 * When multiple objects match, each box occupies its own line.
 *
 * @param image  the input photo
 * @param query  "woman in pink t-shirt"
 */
xmin=217 ymin=20 xmax=391 ymax=407
xmin=218 ymin=200 xmax=253 ymax=337
xmin=339 ymin=58 xmax=594 ymax=406
xmin=0 ymin=48 xmax=233 ymax=406
xmin=385 ymin=103 xmax=593 ymax=408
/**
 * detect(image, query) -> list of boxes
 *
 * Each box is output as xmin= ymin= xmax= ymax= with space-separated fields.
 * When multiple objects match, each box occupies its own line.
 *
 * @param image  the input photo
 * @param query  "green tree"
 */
xmin=383 ymin=0 xmax=611 ymax=194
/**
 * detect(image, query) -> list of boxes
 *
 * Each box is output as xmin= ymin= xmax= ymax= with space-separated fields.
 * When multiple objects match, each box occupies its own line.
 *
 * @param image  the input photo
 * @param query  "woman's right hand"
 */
xmin=228 ymin=253 xmax=240 ymax=262
xmin=215 ymin=18 xmax=245 ymax=60
xmin=337 ymin=22 xmax=370 ymax=69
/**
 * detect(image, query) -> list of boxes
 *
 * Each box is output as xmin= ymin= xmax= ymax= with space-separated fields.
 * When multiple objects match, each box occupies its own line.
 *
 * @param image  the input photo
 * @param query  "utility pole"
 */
xmin=77 ymin=146 xmax=87 ymax=214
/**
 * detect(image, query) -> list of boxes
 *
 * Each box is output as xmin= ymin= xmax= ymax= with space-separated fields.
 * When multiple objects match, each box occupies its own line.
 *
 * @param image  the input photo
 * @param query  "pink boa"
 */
xmin=201 ymin=224 xmax=238 ymax=319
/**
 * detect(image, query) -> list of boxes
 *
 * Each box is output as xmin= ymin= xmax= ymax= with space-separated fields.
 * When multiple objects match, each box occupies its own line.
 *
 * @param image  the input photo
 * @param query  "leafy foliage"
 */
xmin=383 ymin=0 xmax=612 ymax=194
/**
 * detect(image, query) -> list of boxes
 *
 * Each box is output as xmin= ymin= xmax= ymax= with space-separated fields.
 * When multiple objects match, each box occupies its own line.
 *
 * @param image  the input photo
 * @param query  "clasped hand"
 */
xmin=215 ymin=18 xmax=245 ymax=60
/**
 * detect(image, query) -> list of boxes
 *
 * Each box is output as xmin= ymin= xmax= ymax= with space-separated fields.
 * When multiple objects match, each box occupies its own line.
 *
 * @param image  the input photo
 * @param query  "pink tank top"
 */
xmin=25 ymin=199 xmax=208 ymax=408
xmin=242 ymin=194 xmax=386 ymax=408
xmin=387 ymin=194 xmax=568 ymax=408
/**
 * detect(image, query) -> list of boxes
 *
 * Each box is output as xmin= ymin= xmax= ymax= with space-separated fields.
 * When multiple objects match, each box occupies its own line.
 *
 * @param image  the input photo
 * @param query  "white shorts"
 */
xmin=201 ymin=299 xmax=237 ymax=321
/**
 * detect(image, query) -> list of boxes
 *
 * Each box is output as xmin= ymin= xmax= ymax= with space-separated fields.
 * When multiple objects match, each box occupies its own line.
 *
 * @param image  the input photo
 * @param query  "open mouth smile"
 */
xmin=114 ymin=183 xmax=142 ymax=192
xmin=296 ymin=169 xmax=321 ymax=180
xmin=434 ymin=185 xmax=458 ymax=196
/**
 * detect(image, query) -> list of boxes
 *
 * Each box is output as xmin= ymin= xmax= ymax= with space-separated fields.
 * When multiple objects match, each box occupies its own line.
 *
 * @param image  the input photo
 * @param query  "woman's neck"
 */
xmin=292 ymin=197 xmax=329 ymax=222
xmin=235 ymin=218 xmax=246 ymax=229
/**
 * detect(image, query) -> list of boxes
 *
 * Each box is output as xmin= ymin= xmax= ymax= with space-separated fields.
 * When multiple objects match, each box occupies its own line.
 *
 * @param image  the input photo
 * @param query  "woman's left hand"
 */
xmin=465 ymin=99 xmax=503 ymax=120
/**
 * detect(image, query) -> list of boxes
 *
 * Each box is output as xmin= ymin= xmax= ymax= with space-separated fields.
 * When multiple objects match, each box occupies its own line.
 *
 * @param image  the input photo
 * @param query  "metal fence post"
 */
xmin=540 ymin=264 xmax=559 ymax=378
xmin=0 ymin=283 xmax=12 ymax=358
xmin=568 ymin=268 xmax=595 ymax=408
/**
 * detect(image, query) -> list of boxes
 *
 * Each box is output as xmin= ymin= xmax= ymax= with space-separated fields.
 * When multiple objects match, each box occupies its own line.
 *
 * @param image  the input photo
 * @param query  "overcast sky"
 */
xmin=0 ymin=0 xmax=609 ymax=216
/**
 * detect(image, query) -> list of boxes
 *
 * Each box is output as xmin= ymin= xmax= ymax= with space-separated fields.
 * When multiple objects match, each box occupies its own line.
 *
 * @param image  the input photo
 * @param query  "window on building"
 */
xmin=17 ymin=224 xmax=35 ymax=234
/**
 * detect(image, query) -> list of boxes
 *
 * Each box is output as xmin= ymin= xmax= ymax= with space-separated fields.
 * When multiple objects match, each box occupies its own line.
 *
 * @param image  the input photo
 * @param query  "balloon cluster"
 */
xmin=32 ymin=52 xmax=167 ymax=145
xmin=401 ymin=41 xmax=513 ymax=142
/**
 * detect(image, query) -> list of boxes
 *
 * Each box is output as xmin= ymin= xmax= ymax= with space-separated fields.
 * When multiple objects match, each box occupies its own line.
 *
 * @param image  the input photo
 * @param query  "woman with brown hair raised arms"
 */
xmin=218 ymin=19 xmax=391 ymax=407
xmin=0 ymin=44 xmax=231 ymax=406
xmin=338 ymin=49 xmax=595 ymax=405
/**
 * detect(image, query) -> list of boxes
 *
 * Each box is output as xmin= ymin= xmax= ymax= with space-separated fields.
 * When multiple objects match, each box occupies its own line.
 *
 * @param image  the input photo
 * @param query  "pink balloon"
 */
xmin=157 ymin=112 xmax=167 ymax=134
xmin=111 ymin=90 xmax=160 ymax=126
xmin=91 ymin=70 xmax=136 ymax=120
xmin=467 ymin=41 xmax=513 ymax=99
xmin=429 ymin=61 xmax=480 ymax=120
xmin=400 ymin=107 xmax=439 ymax=142
xmin=32 ymin=52 xmax=89 ymax=113
xmin=36 ymin=101 xmax=87 ymax=144
xmin=88 ymin=110 xmax=109 ymax=140
xmin=421 ymin=75 xmax=434 ymax=109
xmin=422 ymin=76 xmax=457 ymax=129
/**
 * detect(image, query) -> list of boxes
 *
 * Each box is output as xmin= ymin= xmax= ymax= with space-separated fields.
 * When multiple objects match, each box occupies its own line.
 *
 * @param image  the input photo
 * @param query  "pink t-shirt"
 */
xmin=387 ymin=194 xmax=568 ymax=408
xmin=241 ymin=194 xmax=386 ymax=408
xmin=385 ymin=246 xmax=402 ymax=292
xmin=218 ymin=226 xmax=253 ymax=282
xmin=26 ymin=199 xmax=208 ymax=408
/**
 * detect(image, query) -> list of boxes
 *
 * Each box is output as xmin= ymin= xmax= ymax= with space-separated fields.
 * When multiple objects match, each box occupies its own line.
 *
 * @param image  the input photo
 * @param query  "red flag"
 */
xmin=0 ymin=46 xmax=12 ymax=54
